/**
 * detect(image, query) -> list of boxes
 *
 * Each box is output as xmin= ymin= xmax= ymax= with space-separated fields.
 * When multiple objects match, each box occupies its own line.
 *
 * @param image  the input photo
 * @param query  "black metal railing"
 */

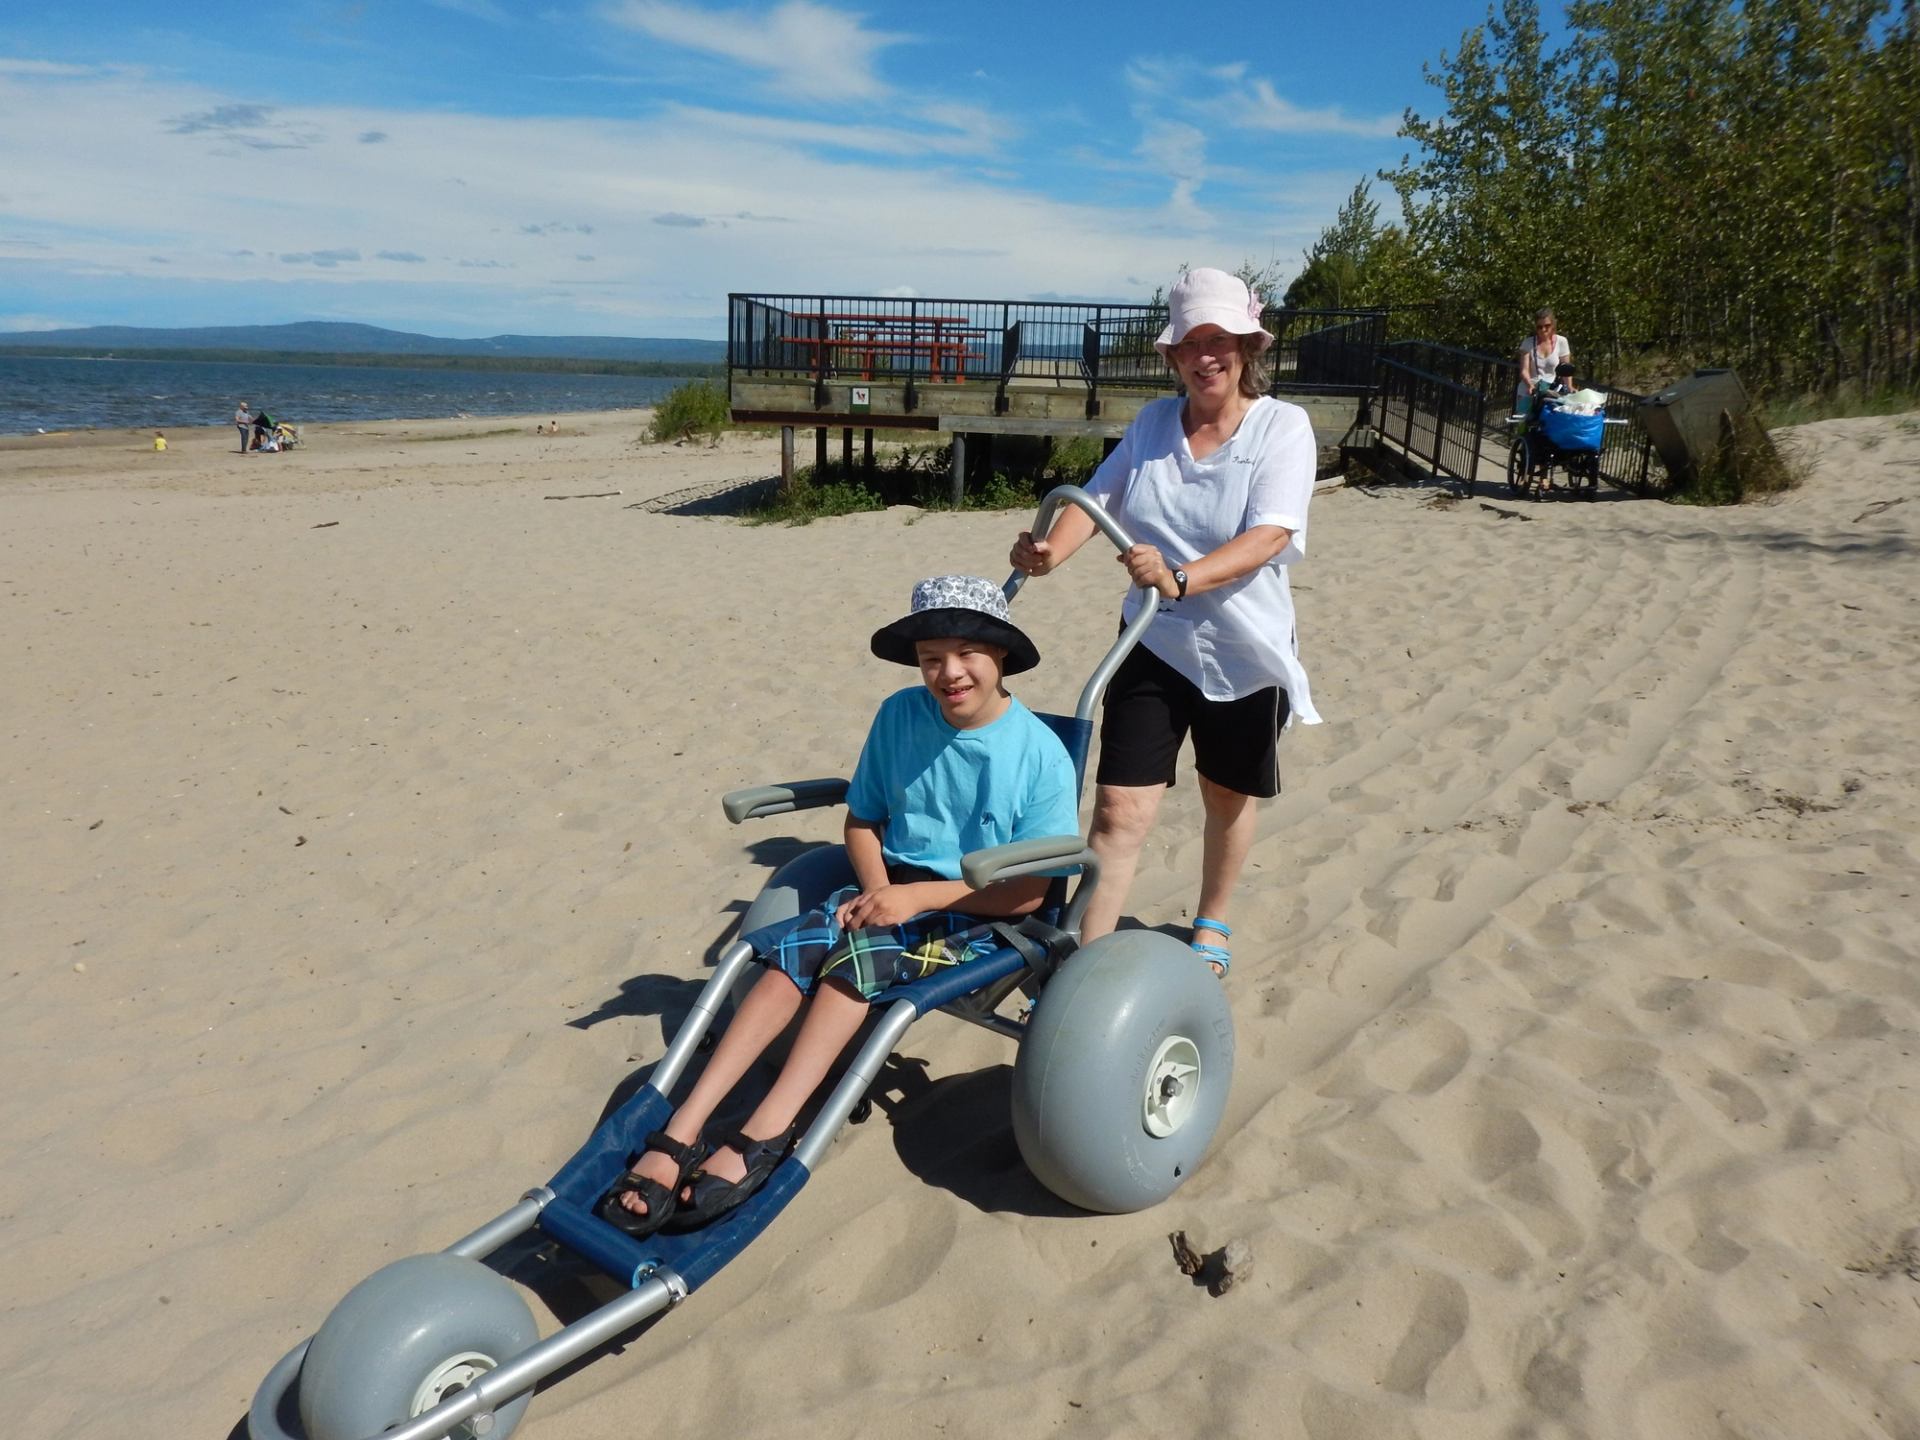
xmin=728 ymin=293 xmax=1387 ymax=413
xmin=1294 ymin=312 xmax=1387 ymax=390
xmin=1382 ymin=338 xmax=1664 ymax=495
xmin=1375 ymin=354 xmax=1486 ymax=486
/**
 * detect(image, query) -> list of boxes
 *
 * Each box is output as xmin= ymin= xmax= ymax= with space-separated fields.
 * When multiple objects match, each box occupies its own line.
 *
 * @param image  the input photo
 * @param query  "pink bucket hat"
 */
xmin=1153 ymin=267 xmax=1275 ymax=360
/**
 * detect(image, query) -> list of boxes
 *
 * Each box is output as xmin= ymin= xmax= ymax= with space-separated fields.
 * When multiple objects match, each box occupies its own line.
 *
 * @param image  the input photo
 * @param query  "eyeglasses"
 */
xmin=1172 ymin=332 xmax=1240 ymax=360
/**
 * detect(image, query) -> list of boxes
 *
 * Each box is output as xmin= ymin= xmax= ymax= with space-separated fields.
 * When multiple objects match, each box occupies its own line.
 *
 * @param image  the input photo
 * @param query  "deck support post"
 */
xmin=780 ymin=426 xmax=795 ymax=490
xmin=814 ymin=427 xmax=827 ymax=474
xmin=842 ymin=427 xmax=853 ymax=473
xmin=863 ymin=428 xmax=874 ymax=475
xmin=949 ymin=432 xmax=966 ymax=506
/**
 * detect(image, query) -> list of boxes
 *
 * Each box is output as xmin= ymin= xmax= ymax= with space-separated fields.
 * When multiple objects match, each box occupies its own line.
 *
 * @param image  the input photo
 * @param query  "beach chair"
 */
xmin=248 ymin=485 xmax=1235 ymax=1440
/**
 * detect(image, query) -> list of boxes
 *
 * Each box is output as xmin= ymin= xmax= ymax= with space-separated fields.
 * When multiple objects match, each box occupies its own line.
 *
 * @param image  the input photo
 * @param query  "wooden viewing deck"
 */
xmin=727 ymin=292 xmax=1388 ymax=497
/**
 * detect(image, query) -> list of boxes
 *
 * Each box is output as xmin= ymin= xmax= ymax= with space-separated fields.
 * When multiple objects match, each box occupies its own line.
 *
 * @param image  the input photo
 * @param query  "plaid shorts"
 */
xmin=744 ymin=883 xmax=1001 ymax=1001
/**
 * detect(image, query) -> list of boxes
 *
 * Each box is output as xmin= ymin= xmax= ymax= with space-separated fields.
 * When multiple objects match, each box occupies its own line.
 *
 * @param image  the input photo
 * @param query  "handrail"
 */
xmin=1004 ymin=484 xmax=1158 ymax=723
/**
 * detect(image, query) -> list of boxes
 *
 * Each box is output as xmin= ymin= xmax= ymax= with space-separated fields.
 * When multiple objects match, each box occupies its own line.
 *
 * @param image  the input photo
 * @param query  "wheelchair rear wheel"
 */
xmin=1506 ymin=435 xmax=1535 ymax=499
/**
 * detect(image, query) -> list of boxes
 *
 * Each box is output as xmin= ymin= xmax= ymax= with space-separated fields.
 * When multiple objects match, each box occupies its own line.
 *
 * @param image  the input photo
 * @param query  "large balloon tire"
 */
xmin=297 ymin=1253 xmax=538 ymax=1440
xmin=1013 ymin=931 xmax=1234 ymax=1213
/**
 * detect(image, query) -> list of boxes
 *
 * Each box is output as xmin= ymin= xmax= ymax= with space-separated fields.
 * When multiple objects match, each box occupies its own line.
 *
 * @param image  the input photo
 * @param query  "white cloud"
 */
xmin=1127 ymin=57 xmax=1400 ymax=140
xmin=1136 ymin=119 xmax=1209 ymax=220
xmin=0 ymin=59 xmax=104 ymax=77
xmin=0 ymin=63 xmax=1225 ymax=333
xmin=665 ymin=102 xmax=1003 ymax=159
xmin=0 ymin=313 xmax=82 ymax=331
xmin=604 ymin=0 xmax=904 ymax=102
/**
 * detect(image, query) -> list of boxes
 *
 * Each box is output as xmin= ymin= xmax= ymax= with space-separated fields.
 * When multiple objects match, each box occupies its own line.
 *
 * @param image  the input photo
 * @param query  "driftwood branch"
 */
xmin=544 ymin=490 xmax=623 ymax=500
xmin=1853 ymin=497 xmax=1909 ymax=523
xmin=1479 ymin=502 xmax=1535 ymax=521
xmin=1169 ymin=1230 xmax=1254 ymax=1297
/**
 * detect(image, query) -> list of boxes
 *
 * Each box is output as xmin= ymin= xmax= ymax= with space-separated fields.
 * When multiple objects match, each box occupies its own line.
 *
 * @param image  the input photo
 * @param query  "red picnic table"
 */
xmin=784 ymin=313 xmax=987 ymax=381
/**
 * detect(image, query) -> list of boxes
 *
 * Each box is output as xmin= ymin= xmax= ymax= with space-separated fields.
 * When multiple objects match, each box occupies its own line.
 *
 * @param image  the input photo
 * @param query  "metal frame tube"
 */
xmin=1002 ymin=484 xmax=1158 ymax=722
xmin=385 ymin=1275 xmax=683 ymax=1440
xmin=443 ymin=1190 xmax=551 ymax=1260
xmin=250 ymin=1276 xmax=688 ymax=1440
xmin=649 ymin=942 xmax=755 ymax=1098
xmin=792 ymin=1000 xmax=920 ymax=1172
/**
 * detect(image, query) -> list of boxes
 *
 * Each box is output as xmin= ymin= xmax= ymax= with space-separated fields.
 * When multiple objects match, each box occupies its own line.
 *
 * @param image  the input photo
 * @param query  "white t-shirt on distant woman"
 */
xmin=1516 ymin=332 xmax=1571 ymax=407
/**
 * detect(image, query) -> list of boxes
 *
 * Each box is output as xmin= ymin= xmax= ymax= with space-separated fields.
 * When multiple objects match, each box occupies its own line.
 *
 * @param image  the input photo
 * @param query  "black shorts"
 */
xmin=1095 ymin=638 xmax=1290 ymax=798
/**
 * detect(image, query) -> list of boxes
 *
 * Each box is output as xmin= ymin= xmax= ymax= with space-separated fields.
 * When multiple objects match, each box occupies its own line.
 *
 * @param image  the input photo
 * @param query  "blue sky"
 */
xmin=1 ymin=1 xmax=1517 ymax=339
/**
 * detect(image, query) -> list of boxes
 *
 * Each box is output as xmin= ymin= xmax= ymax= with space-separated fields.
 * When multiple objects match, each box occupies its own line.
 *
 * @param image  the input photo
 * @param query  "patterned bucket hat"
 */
xmin=869 ymin=574 xmax=1040 ymax=675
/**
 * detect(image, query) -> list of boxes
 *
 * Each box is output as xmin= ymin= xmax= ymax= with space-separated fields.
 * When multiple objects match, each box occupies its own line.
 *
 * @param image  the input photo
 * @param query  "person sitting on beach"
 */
xmin=598 ymin=574 xmax=1080 ymax=1238
xmin=251 ymin=409 xmax=276 ymax=451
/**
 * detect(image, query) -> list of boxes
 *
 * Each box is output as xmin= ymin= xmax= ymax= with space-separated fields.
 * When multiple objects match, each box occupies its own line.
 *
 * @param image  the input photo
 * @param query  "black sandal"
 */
xmin=595 ymin=1129 xmax=708 ymax=1239
xmin=666 ymin=1124 xmax=798 ymax=1233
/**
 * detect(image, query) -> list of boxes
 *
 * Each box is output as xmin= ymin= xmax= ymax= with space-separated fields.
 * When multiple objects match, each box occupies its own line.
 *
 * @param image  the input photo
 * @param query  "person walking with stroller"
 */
xmin=234 ymin=401 xmax=252 ymax=453
xmin=1007 ymin=266 xmax=1321 ymax=979
xmin=1516 ymin=308 xmax=1571 ymax=412
xmin=599 ymin=575 xmax=1079 ymax=1237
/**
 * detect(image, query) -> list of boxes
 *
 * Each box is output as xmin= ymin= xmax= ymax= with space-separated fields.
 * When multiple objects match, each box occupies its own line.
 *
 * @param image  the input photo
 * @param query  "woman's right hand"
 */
xmin=1010 ymin=530 xmax=1054 ymax=577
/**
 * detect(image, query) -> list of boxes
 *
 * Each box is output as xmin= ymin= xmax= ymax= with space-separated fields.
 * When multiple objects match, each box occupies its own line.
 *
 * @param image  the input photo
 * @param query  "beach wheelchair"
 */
xmin=1505 ymin=398 xmax=1607 ymax=500
xmin=248 ymin=485 xmax=1235 ymax=1440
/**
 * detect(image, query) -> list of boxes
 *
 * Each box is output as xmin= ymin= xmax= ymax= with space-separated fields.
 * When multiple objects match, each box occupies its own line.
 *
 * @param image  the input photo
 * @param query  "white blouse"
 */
xmin=1084 ymin=395 xmax=1321 ymax=720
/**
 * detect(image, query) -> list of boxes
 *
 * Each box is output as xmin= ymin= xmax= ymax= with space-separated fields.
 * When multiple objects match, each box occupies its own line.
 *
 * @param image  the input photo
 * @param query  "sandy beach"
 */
xmin=4 ymin=407 xmax=1918 ymax=1439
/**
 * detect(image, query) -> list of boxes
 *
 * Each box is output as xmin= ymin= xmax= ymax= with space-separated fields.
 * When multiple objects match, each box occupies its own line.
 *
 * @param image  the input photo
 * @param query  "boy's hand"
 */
xmin=837 ymin=884 xmax=922 ymax=929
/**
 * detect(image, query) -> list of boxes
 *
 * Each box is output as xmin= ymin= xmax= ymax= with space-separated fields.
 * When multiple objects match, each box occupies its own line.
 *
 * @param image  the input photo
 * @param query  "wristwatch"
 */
xmin=1173 ymin=568 xmax=1190 ymax=599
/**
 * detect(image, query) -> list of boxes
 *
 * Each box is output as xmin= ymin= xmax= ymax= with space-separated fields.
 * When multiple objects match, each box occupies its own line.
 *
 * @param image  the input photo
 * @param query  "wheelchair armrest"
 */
xmin=721 ymin=778 xmax=850 ymax=825
xmin=960 ymin=834 xmax=1091 ymax=890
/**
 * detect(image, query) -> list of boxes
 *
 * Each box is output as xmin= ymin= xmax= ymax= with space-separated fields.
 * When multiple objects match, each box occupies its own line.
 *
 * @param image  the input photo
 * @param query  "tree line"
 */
xmin=1283 ymin=0 xmax=1919 ymax=399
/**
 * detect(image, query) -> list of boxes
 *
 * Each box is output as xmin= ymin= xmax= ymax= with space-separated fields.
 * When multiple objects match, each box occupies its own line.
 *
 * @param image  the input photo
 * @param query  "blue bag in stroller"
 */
xmin=1540 ymin=407 xmax=1605 ymax=454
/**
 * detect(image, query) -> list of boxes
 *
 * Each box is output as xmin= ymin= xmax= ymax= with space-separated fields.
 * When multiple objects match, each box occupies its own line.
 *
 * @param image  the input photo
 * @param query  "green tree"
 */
xmin=1284 ymin=180 xmax=1381 ymax=309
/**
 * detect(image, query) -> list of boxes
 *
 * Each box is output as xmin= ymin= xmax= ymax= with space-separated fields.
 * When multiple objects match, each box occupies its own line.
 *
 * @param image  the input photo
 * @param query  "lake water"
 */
xmin=0 ymin=355 xmax=701 ymax=436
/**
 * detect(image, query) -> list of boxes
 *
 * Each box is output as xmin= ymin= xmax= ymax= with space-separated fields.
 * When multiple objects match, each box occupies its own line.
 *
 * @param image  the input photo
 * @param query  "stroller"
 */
xmin=1505 ymin=396 xmax=1608 ymax=500
xmin=248 ymin=485 xmax=1236 ymax=1440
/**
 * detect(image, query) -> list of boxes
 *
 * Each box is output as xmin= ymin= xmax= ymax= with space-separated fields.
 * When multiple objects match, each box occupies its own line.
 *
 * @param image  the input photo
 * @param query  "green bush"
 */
xmin=748 ymin=467 xmax=887 ymax=524
xmin=646 ymin=381 xmax=730 ymax=443
xmin=1667 ymin=409 xmax=1800 ymax=506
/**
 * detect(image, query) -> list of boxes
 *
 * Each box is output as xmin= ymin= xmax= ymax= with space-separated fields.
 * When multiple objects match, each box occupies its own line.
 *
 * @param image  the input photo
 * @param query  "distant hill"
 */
xmin=2 ymin=321 xmax=724 ymax=364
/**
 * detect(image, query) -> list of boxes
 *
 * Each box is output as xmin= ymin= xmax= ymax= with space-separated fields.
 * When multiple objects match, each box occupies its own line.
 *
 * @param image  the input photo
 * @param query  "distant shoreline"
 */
xmin=0 ymin=346 xmax=723 ymax=380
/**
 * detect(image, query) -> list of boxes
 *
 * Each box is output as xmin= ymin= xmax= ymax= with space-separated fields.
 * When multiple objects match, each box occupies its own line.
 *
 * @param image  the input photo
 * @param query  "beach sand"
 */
xmin=3 ymin=409 xmax=1917 ymax=1438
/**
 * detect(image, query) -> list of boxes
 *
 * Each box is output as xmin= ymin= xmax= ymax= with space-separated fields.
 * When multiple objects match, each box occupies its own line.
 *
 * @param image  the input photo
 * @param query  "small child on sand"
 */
xmin=599 ymin=575 xmax=1079 ymax=1236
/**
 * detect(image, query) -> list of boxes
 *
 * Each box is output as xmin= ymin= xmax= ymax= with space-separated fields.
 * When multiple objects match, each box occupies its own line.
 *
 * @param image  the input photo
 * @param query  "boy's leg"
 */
xmin=615 ymin=969 xmax=802 ymax=1215
xmin=699 ymin=977 xmax=869 ymax=1185
xmin=1080 ymin=781 xmax=1167 ymax=942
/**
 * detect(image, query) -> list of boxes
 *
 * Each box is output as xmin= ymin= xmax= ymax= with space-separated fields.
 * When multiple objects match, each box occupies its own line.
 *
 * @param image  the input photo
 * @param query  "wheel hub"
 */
xmin=1142 ymin=1035 xmax=1202 ymax=1138
xmin=411 ymin=1351 xmax=498 ymax=1437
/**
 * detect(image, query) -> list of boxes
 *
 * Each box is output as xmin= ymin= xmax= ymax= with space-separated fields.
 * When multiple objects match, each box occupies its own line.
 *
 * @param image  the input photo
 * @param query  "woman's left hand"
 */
xmin=1120 ymin=543 xmax=1180 ymax=598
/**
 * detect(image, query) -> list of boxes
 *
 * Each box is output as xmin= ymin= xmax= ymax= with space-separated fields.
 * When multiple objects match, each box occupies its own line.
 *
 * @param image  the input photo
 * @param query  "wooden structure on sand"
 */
xmin=727 ymin=292 xmax=1387 ymax=499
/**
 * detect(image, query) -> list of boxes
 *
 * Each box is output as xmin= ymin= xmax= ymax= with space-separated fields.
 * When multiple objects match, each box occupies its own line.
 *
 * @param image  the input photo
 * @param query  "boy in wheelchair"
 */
xmin=598 ymin=575 xmax=1079 ymax=1238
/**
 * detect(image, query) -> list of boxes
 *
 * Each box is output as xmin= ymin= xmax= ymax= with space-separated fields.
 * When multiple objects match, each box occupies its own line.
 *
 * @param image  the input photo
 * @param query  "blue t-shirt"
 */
xmin=844 ymin=687 xmax=1079 ymax=879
